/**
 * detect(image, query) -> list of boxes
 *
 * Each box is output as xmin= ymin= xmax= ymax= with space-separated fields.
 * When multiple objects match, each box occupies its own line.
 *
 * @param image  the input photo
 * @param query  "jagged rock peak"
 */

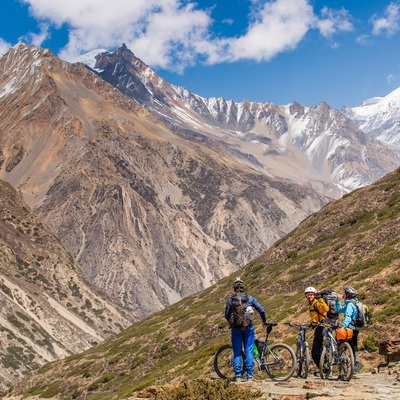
xmin=95 ymin=43 xmax=153 ymax=75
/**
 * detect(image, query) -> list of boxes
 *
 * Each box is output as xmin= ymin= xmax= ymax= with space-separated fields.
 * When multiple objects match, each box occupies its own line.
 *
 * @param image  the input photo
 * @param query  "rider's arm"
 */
xmin=335 ymin=299 xmax=346 ymax=314
xmin=249 ymin=296 xmax=267 ymax=323
xmin=224 ymin=297 xmax=232 ymax=321
xmin=316 ymin=298 xmax=329 ymax=315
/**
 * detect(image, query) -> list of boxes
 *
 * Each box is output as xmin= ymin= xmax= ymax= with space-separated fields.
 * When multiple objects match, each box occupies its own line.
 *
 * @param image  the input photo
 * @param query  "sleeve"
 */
xmin=317 ymin=298 xmax=329 ymax=315
xmin=335 ymin=299 xmax=346 ymax=314
xmin=249 ymin=296 xmax=267 ymax=323
xmin=224 ymin=297 xmax=232 ymax=321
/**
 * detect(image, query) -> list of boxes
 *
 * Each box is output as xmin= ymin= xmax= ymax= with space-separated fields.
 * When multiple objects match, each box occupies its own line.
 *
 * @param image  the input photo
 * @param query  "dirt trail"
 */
xmin=128 ymin=367 xmax=400 ymax=400
xmin=243 ymin=369 xmax=400 ymax=399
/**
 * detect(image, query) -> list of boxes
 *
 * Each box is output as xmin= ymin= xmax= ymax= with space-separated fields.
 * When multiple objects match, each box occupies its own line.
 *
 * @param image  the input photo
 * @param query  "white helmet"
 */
xmin=233 ymin=276 xmax=244 ymax=289
xmin=304 ymin=286 xmax=317 ymax=294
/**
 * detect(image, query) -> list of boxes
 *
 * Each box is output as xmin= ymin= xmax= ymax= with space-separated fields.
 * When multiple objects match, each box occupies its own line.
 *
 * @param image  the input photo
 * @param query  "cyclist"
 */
xmin=335 ymin=286 xmax=360 ymax=373
xmin=225 ymin=277 xmax=267 ymax=382
xmin=304 ymin=286 xmax=329 ymax=374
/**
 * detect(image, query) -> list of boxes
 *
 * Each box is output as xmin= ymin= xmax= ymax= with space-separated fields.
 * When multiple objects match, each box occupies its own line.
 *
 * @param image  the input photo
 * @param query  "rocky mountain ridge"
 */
xmin=85 ymin=44 xmax=400 ymax=198
xmin=0 ymin=179 xmax=132 ymax=392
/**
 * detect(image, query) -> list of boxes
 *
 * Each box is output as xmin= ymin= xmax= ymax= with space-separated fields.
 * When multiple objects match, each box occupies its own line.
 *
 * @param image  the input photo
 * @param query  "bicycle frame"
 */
xmin=286 ymin=322 xmax=310 ymax=378
xmin=325 ymin=329 xmax=338 ymax=359
xmin=213 ymin=322 xmax=296 ymax=381
xmin=253 ymin=323 xmax=296 ymax=381
xmin=297 ymin=327 xmax=307 ymax=359
xmin=319 ymin=323 xmax=354 ymax=381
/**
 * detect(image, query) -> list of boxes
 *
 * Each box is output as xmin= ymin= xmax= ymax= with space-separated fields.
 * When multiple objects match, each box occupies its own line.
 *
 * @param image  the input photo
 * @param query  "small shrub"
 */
xmin=362 ymin=333 xmax=379 ymax=352
xmin=39 ymin=381 xmax=62 ymax=398
xmin=388 ymin=273 xmax=400 ymax=286
xmin=153 ymin=379 xmax=261 ymax=400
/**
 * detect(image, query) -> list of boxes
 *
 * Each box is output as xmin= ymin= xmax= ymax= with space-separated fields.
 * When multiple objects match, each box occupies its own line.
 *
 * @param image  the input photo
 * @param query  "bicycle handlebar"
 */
xmin=285 ymin=322 xmax=310 ymax=328
xmin=316 ymin=322 xmax=338 ymax=329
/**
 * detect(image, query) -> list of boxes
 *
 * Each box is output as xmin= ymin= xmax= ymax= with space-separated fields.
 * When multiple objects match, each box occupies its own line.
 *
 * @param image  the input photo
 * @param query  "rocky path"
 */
xmin=129 ymin=367 xmax=400 ymax=400
xmin=244 ymin=369 xmax=400 ymax=399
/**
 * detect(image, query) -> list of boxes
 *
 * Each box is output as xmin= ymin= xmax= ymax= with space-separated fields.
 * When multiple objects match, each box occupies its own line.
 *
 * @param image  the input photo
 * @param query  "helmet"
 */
xmin=233 ymin=277 xmax=244 ymax=290
xmin=344 ymin=286 xmax=358 ymax=298
xmin=304 ymin=286 xmax=317 ymax=294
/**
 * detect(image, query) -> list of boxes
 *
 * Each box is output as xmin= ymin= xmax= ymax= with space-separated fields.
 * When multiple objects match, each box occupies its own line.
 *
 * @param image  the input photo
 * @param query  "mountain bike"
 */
xmin=286 ymin=322 xmax=311 ymax=378
xmin=213 ymin=322 xmax=296 ymax=381
xmin=319 ymin=323 xmax=354 ymax=381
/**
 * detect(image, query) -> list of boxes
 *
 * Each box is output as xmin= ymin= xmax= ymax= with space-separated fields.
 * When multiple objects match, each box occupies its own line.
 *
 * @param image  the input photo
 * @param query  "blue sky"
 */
xmin=1 ymin=1 xmax=400 ymax=109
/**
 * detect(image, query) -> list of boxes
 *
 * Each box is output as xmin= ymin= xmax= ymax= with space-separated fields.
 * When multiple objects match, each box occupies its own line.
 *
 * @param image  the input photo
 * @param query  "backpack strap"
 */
xmin=312 ymin=299 xmax=327 ymax=322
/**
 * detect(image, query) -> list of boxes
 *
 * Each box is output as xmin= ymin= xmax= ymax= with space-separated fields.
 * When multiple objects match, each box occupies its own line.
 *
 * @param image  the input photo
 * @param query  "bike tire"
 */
xmin=295 ymin=342 xmax=302 ymax=378
xmin=338 ymin=342 xmax=354 ymax=381
xmin=265 ymin=343 xmax=296 ymax=381
xmin=319 ymin=342 xmax=354 ymax=381
xmin=319 ymin=346 xmax=332 ymax=379
xmin=213 ymin=344 xmax=244 ymax=380
xmin=297 ymin=342 xmax=310 ymax=379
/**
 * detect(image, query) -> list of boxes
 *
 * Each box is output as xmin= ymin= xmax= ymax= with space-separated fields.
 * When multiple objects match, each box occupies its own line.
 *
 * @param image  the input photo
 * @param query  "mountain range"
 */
xmin=0 ymin=42 xmax=400 ymax=392
xmin=82 ymin=44 xmax=399 ymax=197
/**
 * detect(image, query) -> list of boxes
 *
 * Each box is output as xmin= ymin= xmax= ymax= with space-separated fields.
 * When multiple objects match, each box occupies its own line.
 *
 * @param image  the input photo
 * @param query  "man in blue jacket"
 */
xmin=335 ymin=286 xmax=360 ymax=373
xmin=225 ymin=277 xmax=267 ymax=382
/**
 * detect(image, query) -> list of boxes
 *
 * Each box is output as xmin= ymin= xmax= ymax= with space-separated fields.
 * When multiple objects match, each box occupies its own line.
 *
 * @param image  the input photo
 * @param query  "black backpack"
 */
xmin=228 ymin=292 xmax=253 ymax=329
xmin=316 ymin=289 xmax=339 ymax=323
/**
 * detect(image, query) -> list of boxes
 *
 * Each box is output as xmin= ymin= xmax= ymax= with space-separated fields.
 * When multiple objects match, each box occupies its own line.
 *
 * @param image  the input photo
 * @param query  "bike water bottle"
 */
xmin=253 ymin=344 xmax=260 ymax=357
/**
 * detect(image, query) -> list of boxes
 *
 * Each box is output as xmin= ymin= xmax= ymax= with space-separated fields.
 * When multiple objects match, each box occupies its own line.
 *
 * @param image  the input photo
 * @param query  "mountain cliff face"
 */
xmin=343 ymin=87 xmax=400 ymax=147
xmin=0 ymin=43 xmax=327 ymax=321
xmin=87 ymin=44 xmax=399 ymax=198
xmin=0 ymin=179 xmax=131 ymax=391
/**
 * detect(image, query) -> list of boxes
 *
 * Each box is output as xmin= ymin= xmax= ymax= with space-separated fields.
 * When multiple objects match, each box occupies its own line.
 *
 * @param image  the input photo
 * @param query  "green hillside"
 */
xmin=5 ymin=167 xmax=400 ymax=400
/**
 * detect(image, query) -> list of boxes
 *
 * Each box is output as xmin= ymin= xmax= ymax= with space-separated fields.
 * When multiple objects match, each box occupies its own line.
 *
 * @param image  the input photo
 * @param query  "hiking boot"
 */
xmin=354 ymin=361 xmax=360 ymax=374
xmin=323 ymin=368 xmax=332 ymax=378
xmin=313 ymin=371 xmax=320 ymax=377
xmin=233 ymin=376 xmax=242 ymax=382
xmin=246 ymin=376 xmax=253 ymax=381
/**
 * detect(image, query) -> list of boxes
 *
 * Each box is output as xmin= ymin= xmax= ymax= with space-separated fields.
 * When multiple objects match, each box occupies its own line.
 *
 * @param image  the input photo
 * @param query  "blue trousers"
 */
xmin=231 ymin=325 xmax=255 ymax=378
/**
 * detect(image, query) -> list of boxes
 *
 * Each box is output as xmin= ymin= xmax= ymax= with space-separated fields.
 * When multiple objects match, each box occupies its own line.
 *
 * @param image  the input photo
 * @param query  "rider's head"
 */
xmin=233 ymin=277 xmax=244 ymax=292
xmin=343 ymin=286 xmax=358 ymax=299
xmin=304 ymin=286 xmax=317 ymax=302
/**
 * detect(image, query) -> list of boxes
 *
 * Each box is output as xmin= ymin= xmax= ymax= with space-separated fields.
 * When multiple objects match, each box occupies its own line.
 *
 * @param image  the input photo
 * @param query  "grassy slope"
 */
xmin=5 ymin=167 xmax=400 ymax=400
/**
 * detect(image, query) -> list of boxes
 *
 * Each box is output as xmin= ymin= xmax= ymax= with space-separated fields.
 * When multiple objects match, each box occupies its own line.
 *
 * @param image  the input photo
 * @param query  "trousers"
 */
xmin=231 ymin=325 xmax=255 ymax=378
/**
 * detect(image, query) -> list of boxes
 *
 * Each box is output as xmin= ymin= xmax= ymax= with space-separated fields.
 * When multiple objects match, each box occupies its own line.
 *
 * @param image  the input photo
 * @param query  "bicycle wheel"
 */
xmin=265 ymin=343 xmax=296 ymax=381
xmin=319 ymin=342 xmax=354 ymax=381
xmin=338 ymin=342 xmax=354 ymax=381
xmin=319 ymin=345 xmax=333 ymax=379
xmin=296 ymin=342 xmax=310 ymax=379
xmin=213 ymin=344 xmax=244 ymax=380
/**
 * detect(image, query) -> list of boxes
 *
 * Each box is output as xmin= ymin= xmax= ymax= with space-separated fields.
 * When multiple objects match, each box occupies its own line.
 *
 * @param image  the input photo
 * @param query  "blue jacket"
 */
xmin=225 ymin=292 xmax=266 ymax=324
xmin=335 ymin=298 xmax=358 ymax=330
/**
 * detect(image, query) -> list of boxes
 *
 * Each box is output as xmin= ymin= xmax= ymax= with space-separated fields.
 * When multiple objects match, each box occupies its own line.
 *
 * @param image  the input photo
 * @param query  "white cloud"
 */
xmin=21 ymin=0 xmax=212 ymax=71
xmin=316 ymin=7 xmax=353 ymax=38
xmin=356 ymin=34 xmax=372 ymax=45
xmin=220 ymin=0 xmax=315 ymax=63
xmin=21 ymin=23 xmax=51 ymax=47
xmin=371 ymin=2 xmax=400 ymax=36
xmin=19 ymin=0 xmax=355 ymax=72
xmin=0 ymin=38 xmax=12 ymax=56
xmin=387 ymin=72 xmax=400 ymax=83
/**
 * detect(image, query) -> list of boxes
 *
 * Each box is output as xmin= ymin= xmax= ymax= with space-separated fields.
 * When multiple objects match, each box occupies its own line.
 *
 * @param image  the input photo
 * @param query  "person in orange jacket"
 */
xmin=305 ymin=286 xmax=329 ymax=371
